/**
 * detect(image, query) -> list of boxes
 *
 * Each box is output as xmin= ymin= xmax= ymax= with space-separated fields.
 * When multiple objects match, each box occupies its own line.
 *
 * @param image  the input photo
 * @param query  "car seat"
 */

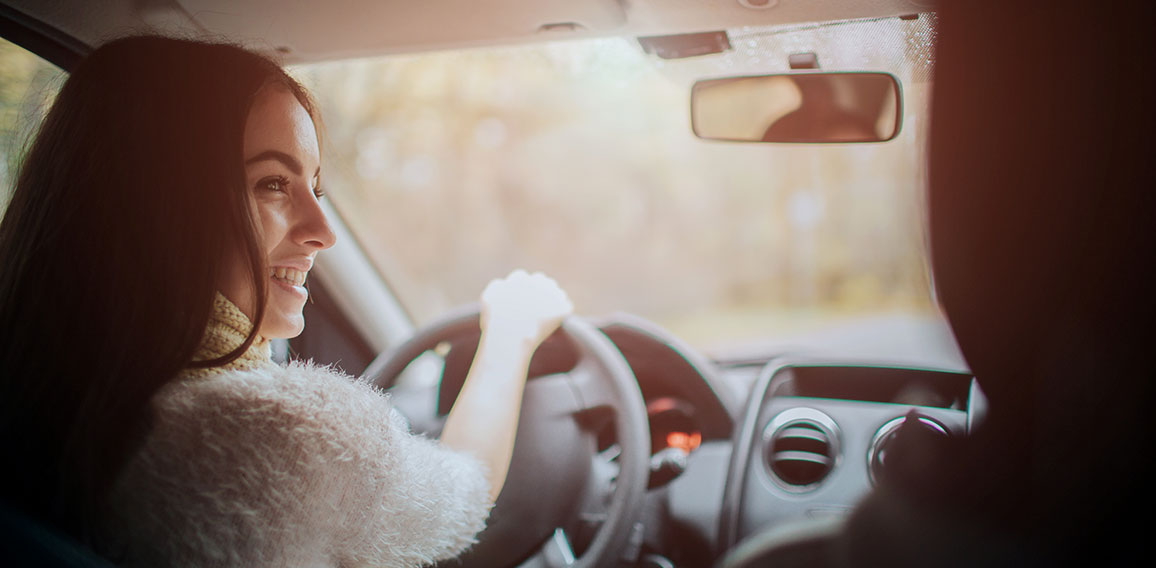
xmin=719 ymin=0 xmax=1156 ymax=565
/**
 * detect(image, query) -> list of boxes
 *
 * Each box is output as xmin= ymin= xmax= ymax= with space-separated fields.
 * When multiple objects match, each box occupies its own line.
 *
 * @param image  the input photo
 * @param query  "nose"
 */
xmin=292 ymin=195 xmax=337 ymax=251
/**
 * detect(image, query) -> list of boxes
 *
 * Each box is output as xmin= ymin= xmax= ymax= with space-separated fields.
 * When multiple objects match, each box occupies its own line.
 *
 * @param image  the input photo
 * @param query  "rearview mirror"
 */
xmin=691 ymin=72 xmax=902 ymax=143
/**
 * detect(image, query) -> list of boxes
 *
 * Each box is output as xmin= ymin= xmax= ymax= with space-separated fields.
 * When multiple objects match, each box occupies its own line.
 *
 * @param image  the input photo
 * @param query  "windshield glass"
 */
xmin=293 ymin=15 xmax=938 ymax=356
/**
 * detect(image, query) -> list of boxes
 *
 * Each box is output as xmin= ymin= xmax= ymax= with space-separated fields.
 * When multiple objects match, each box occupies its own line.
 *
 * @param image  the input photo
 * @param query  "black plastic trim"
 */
xmin=0 ymin=3 xmax=89 ymax=70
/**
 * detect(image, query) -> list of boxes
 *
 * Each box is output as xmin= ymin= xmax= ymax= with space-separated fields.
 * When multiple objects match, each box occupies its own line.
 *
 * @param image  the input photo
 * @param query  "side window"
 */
xmin=0 ymin=36 xmax=64 ymax=215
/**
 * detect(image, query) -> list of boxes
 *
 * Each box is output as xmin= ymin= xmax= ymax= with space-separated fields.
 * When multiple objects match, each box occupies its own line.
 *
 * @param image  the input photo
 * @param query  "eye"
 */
xmin=258 ymin=175 xmax=290 ymax=193
xmin=312 ymin=176 xmax=326 ymax=199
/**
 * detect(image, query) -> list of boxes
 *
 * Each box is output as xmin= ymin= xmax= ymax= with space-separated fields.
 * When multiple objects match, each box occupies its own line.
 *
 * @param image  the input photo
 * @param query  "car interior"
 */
xmin=1 ymin=0 xmax=1152 ymax=567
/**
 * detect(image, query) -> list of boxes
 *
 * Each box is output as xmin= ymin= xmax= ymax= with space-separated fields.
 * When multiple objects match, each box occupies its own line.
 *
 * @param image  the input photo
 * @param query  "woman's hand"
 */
xmin=441 ymin=270 xmax=573 ymax=501
xmin=480 ymin=269 xmax=573 ymax=347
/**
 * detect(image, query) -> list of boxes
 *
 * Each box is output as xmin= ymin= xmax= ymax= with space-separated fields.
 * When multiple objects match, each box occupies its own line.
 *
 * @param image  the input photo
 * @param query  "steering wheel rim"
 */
xmin=366 ymin=306 xmax=651 ymax=568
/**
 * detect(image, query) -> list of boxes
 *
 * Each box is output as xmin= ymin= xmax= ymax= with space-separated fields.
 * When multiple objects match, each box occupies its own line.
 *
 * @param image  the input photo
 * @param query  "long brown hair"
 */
xmin=0 ymin=35 xmax=316 ymax=540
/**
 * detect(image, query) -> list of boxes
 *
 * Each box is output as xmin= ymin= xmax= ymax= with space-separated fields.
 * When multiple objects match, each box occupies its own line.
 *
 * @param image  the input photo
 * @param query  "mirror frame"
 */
xmin=690 ymin=71 xmax=904 ymax=144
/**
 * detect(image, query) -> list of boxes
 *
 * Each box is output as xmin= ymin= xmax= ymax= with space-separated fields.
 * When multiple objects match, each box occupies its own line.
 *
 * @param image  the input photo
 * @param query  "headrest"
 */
xmin=929 ymin=0 xmax=1156 ymax=410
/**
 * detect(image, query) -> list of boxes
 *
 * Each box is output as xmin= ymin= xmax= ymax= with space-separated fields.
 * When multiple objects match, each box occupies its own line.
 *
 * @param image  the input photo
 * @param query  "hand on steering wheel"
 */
xmin=367 ymin=292 xmax=650 ymax=568
xmin=480 ymin=269 xmax=574 ymax=346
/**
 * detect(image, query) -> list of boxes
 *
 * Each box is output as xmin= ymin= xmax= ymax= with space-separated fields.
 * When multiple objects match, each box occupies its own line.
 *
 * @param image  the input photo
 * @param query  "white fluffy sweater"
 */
xmin=106 ymin=295 xmax=492 ymax=567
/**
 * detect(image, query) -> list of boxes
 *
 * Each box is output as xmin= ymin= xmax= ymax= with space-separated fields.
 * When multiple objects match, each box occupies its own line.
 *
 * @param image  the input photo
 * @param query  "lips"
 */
xmin=270 ymin=266 xmax=307 ymax=287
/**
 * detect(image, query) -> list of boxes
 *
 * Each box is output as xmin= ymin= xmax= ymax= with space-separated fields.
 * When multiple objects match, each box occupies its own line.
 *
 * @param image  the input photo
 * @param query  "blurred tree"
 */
xmin=0 ymin=38 xmax=63 ymax=209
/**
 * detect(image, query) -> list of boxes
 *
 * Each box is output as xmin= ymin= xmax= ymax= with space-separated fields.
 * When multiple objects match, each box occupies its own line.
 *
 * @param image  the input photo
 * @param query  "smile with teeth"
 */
xmin=270 ymin=267 xmax=307 ymax=287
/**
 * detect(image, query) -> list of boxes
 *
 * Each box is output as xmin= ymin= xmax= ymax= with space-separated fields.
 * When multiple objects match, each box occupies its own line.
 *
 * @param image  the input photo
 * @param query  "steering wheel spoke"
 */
xmin=570 ymin=358 xmax=623 ymax=412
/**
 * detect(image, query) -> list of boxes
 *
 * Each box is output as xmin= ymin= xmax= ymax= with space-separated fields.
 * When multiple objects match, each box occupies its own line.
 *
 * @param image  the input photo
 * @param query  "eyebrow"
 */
xmin=244 ymin=150 xmax=320 ymax=178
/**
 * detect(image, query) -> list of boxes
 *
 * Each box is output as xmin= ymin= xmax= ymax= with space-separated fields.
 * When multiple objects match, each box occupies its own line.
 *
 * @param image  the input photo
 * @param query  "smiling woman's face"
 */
xmin=221 ymin=83 xmax=336 ymax=339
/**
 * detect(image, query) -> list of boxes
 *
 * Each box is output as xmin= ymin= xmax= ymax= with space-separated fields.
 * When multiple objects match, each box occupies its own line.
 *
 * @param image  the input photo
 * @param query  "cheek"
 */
xmin=253 ymin=200 xmax=291 ymax=255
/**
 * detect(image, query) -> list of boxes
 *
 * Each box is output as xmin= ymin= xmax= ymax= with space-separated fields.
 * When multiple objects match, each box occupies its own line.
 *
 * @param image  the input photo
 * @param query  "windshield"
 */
xmin=292 ymin=15 xmax=938 ymax=356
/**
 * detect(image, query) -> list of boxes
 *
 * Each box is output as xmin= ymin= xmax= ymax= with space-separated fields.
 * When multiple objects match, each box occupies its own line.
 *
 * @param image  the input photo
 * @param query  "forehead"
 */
xmin=243 ymin=84 xmax=319 ymax=166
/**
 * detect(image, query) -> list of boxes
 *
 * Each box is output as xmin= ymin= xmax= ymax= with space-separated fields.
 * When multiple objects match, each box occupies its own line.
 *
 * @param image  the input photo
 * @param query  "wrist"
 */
xmin=481 ymin=315 xmax=542 ymax=345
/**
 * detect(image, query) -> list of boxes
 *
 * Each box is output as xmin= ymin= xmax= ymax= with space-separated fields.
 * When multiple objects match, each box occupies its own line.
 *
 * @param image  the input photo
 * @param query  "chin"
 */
xmin=261 ymin=313 xmax=306 ymax=340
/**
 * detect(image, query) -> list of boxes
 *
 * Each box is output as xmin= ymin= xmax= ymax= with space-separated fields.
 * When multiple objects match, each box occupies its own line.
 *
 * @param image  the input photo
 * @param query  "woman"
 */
xmin=0 ymin=35 xmax=570 ymax=565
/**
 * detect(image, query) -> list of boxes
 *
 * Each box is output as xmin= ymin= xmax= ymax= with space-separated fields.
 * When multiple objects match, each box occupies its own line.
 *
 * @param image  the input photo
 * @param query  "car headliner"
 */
xmin=3 ymin=0 xmax=934 ymax=63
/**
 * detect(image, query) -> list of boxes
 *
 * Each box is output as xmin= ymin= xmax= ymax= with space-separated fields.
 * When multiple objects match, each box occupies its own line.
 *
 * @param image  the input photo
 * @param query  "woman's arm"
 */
xmin=439 ymin=270 xmax=573 ymax=501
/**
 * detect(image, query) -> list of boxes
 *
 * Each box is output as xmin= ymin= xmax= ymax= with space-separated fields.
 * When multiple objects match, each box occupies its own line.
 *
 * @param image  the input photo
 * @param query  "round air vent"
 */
xmin=868 ymin=414 xmax=949 ymax=486
xmin=763 ymin=408 xmax=840 ymax=491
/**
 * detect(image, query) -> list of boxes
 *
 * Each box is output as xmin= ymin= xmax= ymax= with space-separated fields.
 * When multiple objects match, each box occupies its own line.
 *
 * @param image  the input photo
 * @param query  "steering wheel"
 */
xmin=366 ymin=306 xmax=651 ymax=568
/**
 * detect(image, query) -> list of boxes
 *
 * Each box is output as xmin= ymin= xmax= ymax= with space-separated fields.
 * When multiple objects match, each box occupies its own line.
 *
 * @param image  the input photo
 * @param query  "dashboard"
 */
xmin=717 ymin=360 xmax=978 ymax=550
xmin=374 ymin=313 xmax=978 ymax=567
xmin=591 ymin=318 xmax=979 ymax=566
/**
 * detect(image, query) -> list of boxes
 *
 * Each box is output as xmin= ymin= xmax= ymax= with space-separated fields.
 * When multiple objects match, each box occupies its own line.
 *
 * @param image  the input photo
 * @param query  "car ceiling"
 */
xmin=5 ymin=0 xmax=935 ymax=63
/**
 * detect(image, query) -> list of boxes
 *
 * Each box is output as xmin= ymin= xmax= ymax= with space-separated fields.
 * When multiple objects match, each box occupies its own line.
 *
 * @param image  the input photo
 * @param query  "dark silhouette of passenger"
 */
xmin=762 ymin=76 xmax=878 ymax=143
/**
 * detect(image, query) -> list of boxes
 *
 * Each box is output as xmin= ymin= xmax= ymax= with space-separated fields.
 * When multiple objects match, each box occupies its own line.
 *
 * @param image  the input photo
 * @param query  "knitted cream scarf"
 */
xmin=181 ymin=292 xmax=273 ymax=380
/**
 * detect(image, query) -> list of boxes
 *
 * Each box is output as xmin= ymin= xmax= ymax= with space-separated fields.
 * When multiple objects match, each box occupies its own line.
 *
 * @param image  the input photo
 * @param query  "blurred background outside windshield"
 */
xmin=293 ymin=15 xmax=940 ymax=356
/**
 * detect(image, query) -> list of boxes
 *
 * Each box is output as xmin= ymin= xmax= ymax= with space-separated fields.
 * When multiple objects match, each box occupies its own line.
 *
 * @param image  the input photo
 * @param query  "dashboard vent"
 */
xmin=868 ymin=414 xmax=950 ymax=486
xmin=763 ymin=409 xmax=839 ymax=490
